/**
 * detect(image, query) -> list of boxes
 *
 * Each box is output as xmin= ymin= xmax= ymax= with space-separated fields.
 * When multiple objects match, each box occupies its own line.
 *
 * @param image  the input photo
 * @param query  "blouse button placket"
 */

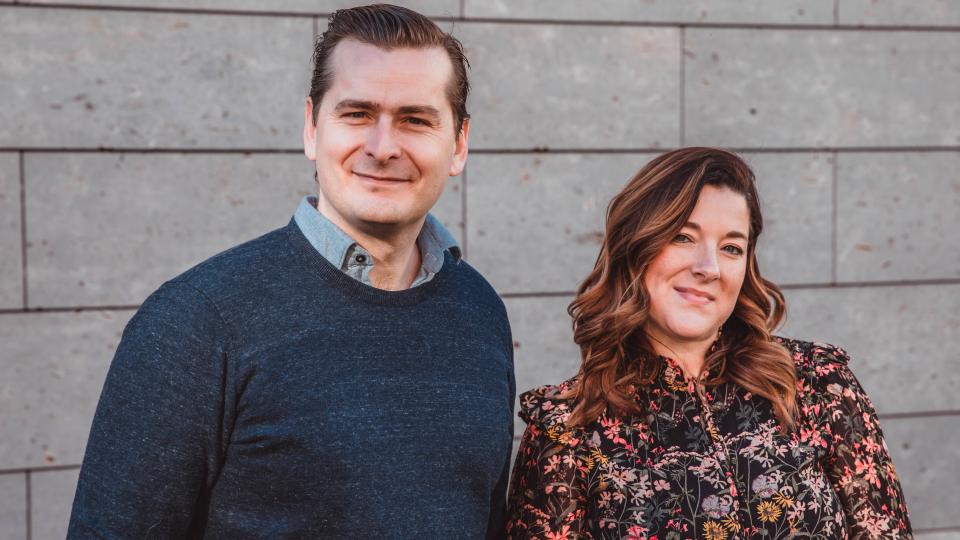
xmin=693 ymin=380 xmax=748 ymax=538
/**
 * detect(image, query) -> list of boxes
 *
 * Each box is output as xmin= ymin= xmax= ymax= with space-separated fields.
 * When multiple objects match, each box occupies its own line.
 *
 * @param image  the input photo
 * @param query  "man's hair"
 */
xmin=308 ymin=4 xmax=470 ymax=137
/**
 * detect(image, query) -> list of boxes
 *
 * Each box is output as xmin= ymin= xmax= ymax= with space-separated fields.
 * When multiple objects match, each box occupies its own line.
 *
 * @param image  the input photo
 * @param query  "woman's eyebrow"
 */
xmin=685 ymin=221 xmax=748 ymax=240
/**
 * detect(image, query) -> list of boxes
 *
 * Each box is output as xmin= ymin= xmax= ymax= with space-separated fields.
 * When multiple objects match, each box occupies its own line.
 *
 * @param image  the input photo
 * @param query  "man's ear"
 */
xmin=303 ymin=97 xmax=317 ymax=161
xmin=448 ymin=117 xmax=470 ymax=177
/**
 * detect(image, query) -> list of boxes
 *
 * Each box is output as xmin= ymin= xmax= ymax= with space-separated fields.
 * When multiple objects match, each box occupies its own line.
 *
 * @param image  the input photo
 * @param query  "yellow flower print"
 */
xmin=590 ymin=448 xmax=609 ymax=466
xmin=703 ymin=520 xmax=728 ymax=540
xmin=757 ymin=500 xmax=783 ymax=522
xmin=773 ymin=492 xmax=794 ymax=508
xmin=721 ymin=515 xmax=741 ymax=532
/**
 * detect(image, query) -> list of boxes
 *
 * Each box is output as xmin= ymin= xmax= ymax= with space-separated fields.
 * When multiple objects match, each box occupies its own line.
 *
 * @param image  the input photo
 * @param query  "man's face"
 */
xmin=303 ymin=40 xmax=469 ymax=235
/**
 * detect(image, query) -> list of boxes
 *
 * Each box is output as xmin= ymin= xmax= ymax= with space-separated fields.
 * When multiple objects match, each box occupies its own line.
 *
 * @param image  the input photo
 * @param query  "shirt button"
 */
xmin=355 ymin=254 xmax=367 ymax=264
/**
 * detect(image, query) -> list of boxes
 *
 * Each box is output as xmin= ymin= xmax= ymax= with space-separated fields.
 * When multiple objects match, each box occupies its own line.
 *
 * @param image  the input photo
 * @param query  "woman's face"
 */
xmin=643 ymin=184 xmax=750 ymax=349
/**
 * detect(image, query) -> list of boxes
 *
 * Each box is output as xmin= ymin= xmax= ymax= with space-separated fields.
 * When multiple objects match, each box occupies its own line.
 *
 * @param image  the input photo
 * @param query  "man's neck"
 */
xmin=362 ymin=232 xmax=422 ymax=291
xmin=314 ymin=198 xmax=424 ymax=291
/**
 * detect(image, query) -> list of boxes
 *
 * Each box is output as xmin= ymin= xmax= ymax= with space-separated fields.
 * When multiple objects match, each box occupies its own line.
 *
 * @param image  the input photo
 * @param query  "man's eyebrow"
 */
xmin=685 ymin=221 xmax=748 ymax=241
xmin=333 ymin=99 xmax=379 ymax=112
xmin=397 ymin=105 xmax=441 ymax=120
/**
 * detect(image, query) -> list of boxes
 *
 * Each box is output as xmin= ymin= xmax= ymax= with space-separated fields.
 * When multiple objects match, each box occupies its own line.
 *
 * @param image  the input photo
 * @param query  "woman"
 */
xmin=506 ymin=148 xmax=911 ymax=539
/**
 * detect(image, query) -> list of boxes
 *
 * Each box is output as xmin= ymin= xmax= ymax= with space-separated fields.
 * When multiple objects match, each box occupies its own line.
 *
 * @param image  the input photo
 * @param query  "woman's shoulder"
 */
xmin=773 ymin=336 xmax=852 ymax=376
xmin=517 ymin=375 xmax=581 ymax=429
xmin=773 ymin=336 xmax=868 ymax=409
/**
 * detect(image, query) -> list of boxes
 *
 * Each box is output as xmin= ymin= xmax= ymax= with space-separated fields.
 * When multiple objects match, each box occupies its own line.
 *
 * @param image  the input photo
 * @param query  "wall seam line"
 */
xmin=0 ymin=464 xmax=82 ymax=475
xmin=6 ymin=4 xmax=960 ymax=32
xmin=19 ymin=151 xmax=28 ymax=309
xmin=25 ymin=470 xmax=31 ymax=540
xmin=5 ymin=146 xmax=959 ymax=154
xmin=495 ymin=278 xmax=960 ymax=299
xmin=678 ymin=27 xmax=686 ymax=146
xmin=461 ymin=165 xmax=468 ymax=259
xmin=831 ymin=151 xmax=838 ymax=283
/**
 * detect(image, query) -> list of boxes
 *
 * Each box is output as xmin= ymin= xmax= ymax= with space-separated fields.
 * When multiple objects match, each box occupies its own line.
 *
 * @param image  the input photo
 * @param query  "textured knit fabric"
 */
xmin=68 ymin=219 xmax=515 ymax=539
xmin=506 ymin=338 xmax=911 ymax=539
xmin=293 ymin=196 xmax=459 ymax=286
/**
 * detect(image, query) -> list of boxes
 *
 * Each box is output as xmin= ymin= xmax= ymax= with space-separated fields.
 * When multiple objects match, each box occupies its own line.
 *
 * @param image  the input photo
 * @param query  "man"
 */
xmin=68 ymin=5 xmax=515 ymax=538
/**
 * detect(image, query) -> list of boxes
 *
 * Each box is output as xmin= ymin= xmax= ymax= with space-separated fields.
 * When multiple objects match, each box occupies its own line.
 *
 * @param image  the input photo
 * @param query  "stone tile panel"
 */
xmin=883 ymin=415 xmax=960 ymax=530
xmin=0 ymin=153 xmax=21 ymax=309
xmin=781 ymin=284 xmax=959 ymax=415
xmin=24 ymin=153 xmax=316 ymax=307
xmin=0 ymin=310 xmax=133 ymax=470
xmin=433 ymin=172 xmax=464 ymax=248
xmin=685 ymin=29 xmax=960 ymax=148
xmin=20 ymin=0 xmax=459 ymax=16
xmin=0 ymin=473 xmax=26 ymax=540
xmin=746 ymin=152 xmax=833 ymax=285
xmin=459 ymin=23 xmax=680 ymax=149
xmin=839 ymin=0 xmax=960 ymax=27
xmin=30 ymin=468 xmax=80 ymax=540
xmin=466 ymin=0 xmax=833 ymax=24
xmin=467 ymin=153 xmax=646 ymax=294
xmin=503 ymin=295 xmax=580 ymax=436
xmin=836 ymin=152 xmax=960 ymax=282
xmin=0 ymin=9 xmax=312 ymax=149
xmin=915 ymin=532 xmax=960 ymax=540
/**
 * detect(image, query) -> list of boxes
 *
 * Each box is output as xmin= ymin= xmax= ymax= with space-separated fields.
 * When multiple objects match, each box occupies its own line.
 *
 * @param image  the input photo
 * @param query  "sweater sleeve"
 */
xmin=810 ymin=345 xmax=913 ymax=538
xmin=486 ymin=328 xmax=516 ymax=540
xmin=67 ymin=280 xmax=230 ymax=539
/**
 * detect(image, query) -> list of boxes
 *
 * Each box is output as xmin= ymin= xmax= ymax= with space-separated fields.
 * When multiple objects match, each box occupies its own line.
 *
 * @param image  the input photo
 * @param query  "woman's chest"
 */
xmin=580 ymin=388 xmax=848 ymax=539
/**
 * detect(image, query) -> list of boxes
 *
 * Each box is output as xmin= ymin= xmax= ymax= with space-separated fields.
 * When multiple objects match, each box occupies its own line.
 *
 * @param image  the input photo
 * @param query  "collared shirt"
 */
xmin=293 ymin=196 xmax=461 ymax=288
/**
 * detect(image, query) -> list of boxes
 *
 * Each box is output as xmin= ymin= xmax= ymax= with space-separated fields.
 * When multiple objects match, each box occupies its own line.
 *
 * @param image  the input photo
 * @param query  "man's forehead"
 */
xmin=325 ymin=40 xmax=454 ymax=107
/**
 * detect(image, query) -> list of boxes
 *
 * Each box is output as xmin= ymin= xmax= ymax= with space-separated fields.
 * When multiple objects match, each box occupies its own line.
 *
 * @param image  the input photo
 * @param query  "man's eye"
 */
xmin=343 ymin=112 xmax=367 ymax=119
xmin=406 ymin=117 xmax=430 ymax=126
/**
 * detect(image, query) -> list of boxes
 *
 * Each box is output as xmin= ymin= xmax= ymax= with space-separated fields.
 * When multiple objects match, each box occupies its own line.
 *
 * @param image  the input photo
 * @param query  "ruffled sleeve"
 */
xmin=798 ymin=343 xmax=912 ymax=538
xmin=506 ymin=379 xmax=593 ymax=540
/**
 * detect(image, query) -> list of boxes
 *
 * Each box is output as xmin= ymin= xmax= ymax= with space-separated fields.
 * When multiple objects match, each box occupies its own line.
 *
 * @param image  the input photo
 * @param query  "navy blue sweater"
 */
xmin=68 ymin=221 xmax=515 ymax=539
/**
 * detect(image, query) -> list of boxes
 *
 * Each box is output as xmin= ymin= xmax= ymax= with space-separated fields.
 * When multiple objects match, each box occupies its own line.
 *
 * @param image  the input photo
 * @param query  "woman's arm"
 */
xmin=506 ymin=422 xmax=592 ymax=540
xmin=813 ymin=345 xmax=912 ymax=538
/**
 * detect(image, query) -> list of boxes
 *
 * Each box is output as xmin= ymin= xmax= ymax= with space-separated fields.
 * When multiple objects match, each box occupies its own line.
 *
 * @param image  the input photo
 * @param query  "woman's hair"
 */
xmin=564 ymin=147 xmax=797 ymax=430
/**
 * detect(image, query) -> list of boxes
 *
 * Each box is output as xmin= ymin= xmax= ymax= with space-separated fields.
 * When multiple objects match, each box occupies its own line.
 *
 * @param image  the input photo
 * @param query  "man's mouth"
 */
xmin=353 ymin=171 xmax=409 ymax=183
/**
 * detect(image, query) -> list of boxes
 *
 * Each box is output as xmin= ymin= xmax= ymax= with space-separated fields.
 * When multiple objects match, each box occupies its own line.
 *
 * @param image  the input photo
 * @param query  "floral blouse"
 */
xmin=506 ymin=338 xmax=912 ymax=539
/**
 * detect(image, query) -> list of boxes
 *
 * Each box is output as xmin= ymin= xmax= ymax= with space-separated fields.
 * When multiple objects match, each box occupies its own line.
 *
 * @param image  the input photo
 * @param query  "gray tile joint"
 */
xmin=830 ymin=151 xmax=838 ymax=284
xmin=5 ymin=4 xmax=960 ymax=32
xmin=19 ymin=151 xmax=27 ymax=309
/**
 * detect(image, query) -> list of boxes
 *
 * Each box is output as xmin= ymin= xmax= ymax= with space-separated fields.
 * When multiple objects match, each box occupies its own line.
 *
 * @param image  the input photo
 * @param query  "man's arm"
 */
xmin=67 ymin=280 xmax=230 ymax=539
xmin=486 ymin=362 xmax=516 ymax=540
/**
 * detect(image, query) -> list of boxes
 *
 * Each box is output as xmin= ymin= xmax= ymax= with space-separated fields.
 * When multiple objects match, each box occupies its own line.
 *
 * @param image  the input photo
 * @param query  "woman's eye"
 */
xmin=723 ymin=245 xmax=745 ymax=256
xmin=673 ymin=233 xmax=692 ymax=243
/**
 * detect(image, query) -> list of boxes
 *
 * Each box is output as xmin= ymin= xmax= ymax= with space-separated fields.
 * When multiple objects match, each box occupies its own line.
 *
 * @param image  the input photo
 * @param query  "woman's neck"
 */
xmin=646 ymin=329 xmax=716 ymax=380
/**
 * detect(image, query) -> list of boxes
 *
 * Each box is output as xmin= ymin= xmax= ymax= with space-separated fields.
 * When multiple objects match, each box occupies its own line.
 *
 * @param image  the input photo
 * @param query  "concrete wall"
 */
xmin=1 ymin=1 xmax=957 ymax=537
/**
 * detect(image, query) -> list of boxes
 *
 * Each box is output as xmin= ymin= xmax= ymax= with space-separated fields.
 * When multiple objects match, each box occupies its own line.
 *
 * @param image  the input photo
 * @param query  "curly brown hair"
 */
xmin=564 ymin=147 xmax=797 ymax=430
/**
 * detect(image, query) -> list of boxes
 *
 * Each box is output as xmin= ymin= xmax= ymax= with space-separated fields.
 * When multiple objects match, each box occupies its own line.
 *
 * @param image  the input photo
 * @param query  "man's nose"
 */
xmin=363 ymin=118 xmax=402 ymax=162
xmin=691 ymin=245 xmax=720 ymax=281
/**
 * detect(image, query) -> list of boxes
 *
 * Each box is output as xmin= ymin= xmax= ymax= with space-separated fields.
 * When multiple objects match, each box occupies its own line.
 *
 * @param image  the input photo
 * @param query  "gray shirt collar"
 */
xmin=293 ymin=196 xmax=461 ymax=281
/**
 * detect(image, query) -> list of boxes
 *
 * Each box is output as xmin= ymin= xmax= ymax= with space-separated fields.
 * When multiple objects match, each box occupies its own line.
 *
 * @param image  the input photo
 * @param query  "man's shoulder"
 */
xmin=448 ymin=258 xmax=507 ymax=315
xmin=146 ymin=224 xmax=295 ymax=314
xmin=177 ymin=224 xmax=292 ymax=288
